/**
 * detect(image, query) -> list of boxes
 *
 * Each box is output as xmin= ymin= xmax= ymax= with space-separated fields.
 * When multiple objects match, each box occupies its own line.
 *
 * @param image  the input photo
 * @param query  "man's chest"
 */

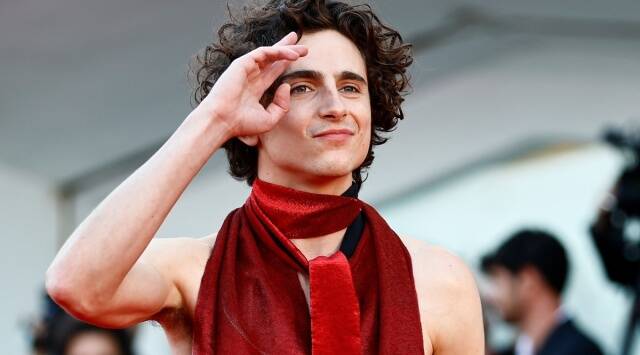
xmin=174 ymin=238 xmax=434 ymax=354
xmin=176 ymin=265 xmax=433 ymax=355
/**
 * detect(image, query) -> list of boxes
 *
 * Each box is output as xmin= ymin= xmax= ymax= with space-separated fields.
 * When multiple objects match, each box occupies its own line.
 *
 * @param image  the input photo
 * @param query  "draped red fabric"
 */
xmin=192 ymin=179 xmax=424 ymax=354
xmin=309 ymin=252 xmax=363 ymax=355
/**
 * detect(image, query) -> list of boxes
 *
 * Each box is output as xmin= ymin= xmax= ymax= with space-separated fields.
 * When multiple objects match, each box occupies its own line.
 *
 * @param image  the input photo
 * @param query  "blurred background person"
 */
xmin=48 ymin=315 xmax=135 ymax=355
xmin=481 ymin=229 xmax=603 ymax=355
xmin=31 ymin=294 xmax=135 ymax=355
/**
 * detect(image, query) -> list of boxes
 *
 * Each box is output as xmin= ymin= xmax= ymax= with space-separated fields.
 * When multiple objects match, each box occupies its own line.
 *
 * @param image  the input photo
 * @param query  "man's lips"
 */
xmin=312 ymin=128 xmax=355 ymax=138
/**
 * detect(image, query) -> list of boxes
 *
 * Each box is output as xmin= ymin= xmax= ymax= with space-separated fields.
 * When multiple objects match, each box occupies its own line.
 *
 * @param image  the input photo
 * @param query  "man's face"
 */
xmin=486 ymin=267 xmax=525 ymax=324
xmin=256 ymin=29 xmax=371 ymax=188
xmin=66 ymin=331 xmax=122 ymax=355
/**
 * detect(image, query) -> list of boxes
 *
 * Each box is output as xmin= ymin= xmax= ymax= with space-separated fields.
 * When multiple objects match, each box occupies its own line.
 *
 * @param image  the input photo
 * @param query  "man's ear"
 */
xmin=518 ymin=266 xmax=542 ymax=293
xmin=238 ymin=135 xmax=259 ymax=147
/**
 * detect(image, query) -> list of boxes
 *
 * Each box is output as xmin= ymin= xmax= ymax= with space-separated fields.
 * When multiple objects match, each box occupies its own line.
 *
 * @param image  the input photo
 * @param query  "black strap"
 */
xmin=339 ymin=182 xmax=364 ymax=258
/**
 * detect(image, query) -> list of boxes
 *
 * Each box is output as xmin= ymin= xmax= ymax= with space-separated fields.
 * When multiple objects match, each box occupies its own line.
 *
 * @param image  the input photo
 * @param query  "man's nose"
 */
xmin=318 ymin=89 xmax=347 ymax=121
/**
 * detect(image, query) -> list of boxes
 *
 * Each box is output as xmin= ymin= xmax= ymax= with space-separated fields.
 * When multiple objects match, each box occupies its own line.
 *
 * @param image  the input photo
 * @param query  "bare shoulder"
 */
xmin=399 ymin=236 xmax=476 ymax=298
xmin=399 ymin=235 xmax=485 ymax=355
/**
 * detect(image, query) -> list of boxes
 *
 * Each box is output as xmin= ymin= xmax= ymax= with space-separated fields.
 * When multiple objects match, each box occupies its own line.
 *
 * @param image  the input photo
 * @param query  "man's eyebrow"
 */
xmin=276 ymin=70 xmax=323 ymax=85
xmin=338 ymin=71 xmax=367 ymax=85
xmin=274 ymin=70 xmax=368 ymax=87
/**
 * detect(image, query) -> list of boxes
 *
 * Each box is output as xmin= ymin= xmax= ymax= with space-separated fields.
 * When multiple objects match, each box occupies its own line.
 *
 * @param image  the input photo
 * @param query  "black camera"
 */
xmin=595 ymin=125 xmax=640 ymax=355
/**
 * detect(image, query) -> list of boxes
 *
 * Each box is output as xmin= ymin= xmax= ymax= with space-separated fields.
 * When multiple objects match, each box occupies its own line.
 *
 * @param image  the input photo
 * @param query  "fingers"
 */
xmin=244 ymin=32 xmax=306 ymax=68
xmin=249 ymin=45 xmax=307 ymax=68
xmin=275 ymin=31 xmax=298 ymax=46
xmin=266 ymin=83 xmax=291 ymax=122
xmin=260 ymin=60 xmax=290 ymax=90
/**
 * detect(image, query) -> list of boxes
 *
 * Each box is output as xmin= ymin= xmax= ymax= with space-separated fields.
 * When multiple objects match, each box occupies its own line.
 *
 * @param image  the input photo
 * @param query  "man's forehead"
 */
xmin=290 ymin=30 xmax=367 ymax=78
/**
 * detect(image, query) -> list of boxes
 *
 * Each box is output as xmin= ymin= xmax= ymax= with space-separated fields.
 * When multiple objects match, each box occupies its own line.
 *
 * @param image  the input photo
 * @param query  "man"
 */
xmin=46 ymin=1 xmax=483 ymax=354
xmin=481 ymin=229 xmax=603 ymax=355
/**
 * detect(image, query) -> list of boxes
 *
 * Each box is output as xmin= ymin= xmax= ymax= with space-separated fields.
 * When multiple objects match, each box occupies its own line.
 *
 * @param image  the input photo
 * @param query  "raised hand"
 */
xmin=200 ymin=32 xmax=308 ymax=140
xmin=46 ymin=32 xmax=307 ymax=335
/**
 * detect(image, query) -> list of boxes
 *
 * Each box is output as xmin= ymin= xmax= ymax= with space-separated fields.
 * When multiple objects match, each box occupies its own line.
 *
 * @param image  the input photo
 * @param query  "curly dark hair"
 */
xmin=192 ymin=0 xmax=412 ymax=185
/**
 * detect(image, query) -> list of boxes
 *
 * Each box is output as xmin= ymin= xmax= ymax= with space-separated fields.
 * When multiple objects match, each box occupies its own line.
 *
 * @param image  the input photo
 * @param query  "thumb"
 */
xmin=265 ymin=83 xmax=290 ymax=123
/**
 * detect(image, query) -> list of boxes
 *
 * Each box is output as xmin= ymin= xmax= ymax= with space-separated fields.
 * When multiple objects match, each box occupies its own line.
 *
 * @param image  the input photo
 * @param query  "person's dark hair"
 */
xmin=51 ymin=320 xmax=134 ymax=355
xmin=481 ymin=229 xmax=570 ymax=295
xmin=48 ymin=316 xmax=135 ymax=355
xmin=192 ymin=0 xmax=412 ymax=185
xmin=33 ymin=294 xmax=135 ymax=355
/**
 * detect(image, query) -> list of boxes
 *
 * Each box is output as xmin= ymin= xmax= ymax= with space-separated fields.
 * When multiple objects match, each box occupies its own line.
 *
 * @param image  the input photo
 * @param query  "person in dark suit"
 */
xmin=481 ymin=229 xmax=604 ymax=355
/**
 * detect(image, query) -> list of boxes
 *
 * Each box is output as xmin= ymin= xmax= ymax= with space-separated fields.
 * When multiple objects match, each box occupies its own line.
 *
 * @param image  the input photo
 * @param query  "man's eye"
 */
xmin=291 ymin=85 xmax=311 ymax=94
xmin=341 ymin=85 xmax=360 ymax=93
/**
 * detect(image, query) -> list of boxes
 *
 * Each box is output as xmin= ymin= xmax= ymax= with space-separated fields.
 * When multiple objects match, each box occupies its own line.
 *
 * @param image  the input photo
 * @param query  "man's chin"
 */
xmin=315 ymin=164 xmax=359 ymax=179
xmin=292 ymin=166 xmax=356 ymax=184
xmin=306 ymin=171 xmax=354 ymax=182
xmin=275 ymin=156 xmax=364 ymax=182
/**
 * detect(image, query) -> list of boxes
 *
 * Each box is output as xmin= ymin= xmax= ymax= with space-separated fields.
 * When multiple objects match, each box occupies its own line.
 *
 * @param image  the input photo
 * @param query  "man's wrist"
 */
xmin=187 ymin=106 xmax=234 ymax=144
xmin=170 ymin=108 xmax=232 ymax=165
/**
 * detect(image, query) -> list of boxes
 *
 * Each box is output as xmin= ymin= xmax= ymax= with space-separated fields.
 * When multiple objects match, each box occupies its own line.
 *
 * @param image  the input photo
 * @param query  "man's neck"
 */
xmin=257 ymin=171 xmax=353 ymax=196
xmin=256 ymin=169 xmax=358 ymax=260
xmin=518 ymin=295 xmax=562 ymax=350
xmin=291 ymin=228 xmax=347 ymax=260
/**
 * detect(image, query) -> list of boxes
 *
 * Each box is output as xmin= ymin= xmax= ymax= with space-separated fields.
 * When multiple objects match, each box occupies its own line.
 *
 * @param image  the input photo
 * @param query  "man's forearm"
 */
xmin=46 ymin=108 xmax=229 ymax=304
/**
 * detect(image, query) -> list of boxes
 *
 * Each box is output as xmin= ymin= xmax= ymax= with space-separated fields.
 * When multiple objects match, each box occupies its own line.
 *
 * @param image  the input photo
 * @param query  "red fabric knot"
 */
xmin=309 ymin=252 xmax=362 ymax=355
xmin=251 ymin=178 xmax=363 ymax=239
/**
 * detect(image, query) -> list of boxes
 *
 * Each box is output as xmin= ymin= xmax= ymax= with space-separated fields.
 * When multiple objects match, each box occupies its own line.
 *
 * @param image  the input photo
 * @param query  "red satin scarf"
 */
xmin=193 ymin=179 xmax=424 ymax=354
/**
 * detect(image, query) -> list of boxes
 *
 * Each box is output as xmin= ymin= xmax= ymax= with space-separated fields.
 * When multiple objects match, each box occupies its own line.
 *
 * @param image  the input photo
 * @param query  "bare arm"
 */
xmin=46 ymin=112 xmax=227 ymax=327
xmin=401 ymin=237 xmax=485 ymax=355
xmin=45 ymin=32 xmax=308 ymax=327
xmin=429 ymin=249 xmax=485 ymax=354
